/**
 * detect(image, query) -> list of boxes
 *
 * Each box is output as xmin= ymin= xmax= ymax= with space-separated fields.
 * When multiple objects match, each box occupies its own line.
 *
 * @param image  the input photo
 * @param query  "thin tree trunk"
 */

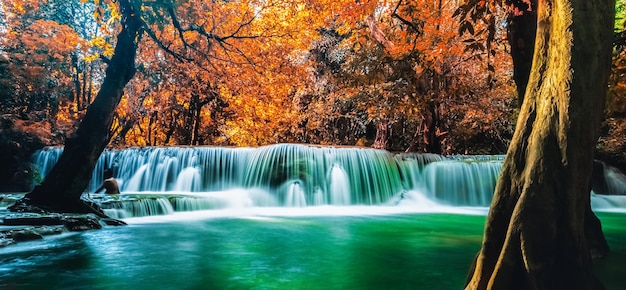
xmin=422 ymin=102 xmax=442 ymax=154
xmin=10 ymin=1 xmax=142 ymax=214
xmin=465 ymin=1 xmax=614 ymax=289
xmin=72 ymin=54 xmax=81 ymax=109
xmin=372 ymin=120 xmax=389 ymax=149
xmin=87 ymin=62 xmax=94 ymax=105
xmin=164 ymin=110 xmax=177 ymax=145
xmin=81 ymin=62 xmax=89 ymax=110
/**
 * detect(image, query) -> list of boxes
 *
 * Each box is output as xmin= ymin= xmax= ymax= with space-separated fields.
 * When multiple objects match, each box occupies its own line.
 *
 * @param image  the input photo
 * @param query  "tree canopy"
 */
xmin=3 ymin=0 xmax=625 ymax=154
xmin=0 ymin=0 xmax=523 ymax=154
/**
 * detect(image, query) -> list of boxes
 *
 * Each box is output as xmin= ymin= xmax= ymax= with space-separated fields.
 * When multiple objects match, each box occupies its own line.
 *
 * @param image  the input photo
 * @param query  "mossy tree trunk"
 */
xmin=465 ymin=0 xmax=614 ymax=289
xmin=10 ymin=1 xmax=142 ymax=215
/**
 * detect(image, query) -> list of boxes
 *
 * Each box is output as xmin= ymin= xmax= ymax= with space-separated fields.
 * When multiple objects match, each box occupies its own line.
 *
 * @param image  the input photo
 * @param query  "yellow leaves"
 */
xmin=84 ymin=54 xmax=99 ymax=63
xmin=14 ymin=3 xmax=26 ymax=14
xmin=182 ymin=30 xmax=199 ymax=44
xmin=88 ymin=36 xmax=114 ymax=58
xmin=94 ymin=7 xmax=102 ymax=20
xmin=106 ymin=4 xmax=122 ymax=26
xmin=90 ymin=37 xmax=107 ymax=48
xmin=103 ymin=43 xmax=115 ymax=57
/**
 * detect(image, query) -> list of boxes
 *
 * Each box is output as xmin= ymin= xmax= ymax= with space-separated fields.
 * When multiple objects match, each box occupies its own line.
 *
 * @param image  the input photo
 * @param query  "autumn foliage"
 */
xmin=4 ymin=0 xmax=620 ymax=155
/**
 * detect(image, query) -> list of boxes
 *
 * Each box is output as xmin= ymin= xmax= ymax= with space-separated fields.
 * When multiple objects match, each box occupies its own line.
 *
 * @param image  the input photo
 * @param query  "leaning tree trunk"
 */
xmin=10 ymin=2 xmax=142 ymax=215
xmin=465 ymin=1 xmax=614 ymax=289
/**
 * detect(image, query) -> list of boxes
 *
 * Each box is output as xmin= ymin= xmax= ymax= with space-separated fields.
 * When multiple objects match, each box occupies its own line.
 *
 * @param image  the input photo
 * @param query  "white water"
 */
xmin=284 ymin=181 xmax=307 ymax=207
xmin=329 ymin=165 xmax=351 ymax=205
xmin=31 ymin=144 xmax=626 ymax=219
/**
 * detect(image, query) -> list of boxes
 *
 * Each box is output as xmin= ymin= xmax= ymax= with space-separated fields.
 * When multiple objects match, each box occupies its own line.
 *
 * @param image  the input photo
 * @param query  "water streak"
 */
xmin=31 ymin=144 xmax=626 ymax=218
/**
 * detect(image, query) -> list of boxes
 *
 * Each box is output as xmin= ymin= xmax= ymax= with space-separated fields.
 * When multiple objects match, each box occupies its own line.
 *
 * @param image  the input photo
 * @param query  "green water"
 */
xmin=0 ymin=212 xmax=624 ymax=290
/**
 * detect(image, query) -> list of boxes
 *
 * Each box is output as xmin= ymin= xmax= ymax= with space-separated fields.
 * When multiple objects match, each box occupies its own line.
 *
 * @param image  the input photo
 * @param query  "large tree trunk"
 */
xmin=10 ymin=2 xmax=142 ymax=215
xmin=465 ymin=1 xmax=614 ymax=289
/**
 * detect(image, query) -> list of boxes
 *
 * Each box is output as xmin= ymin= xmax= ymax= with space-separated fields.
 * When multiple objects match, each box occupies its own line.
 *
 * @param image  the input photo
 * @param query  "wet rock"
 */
xmin=9 ymin=228 xmax=43 ymax=242
xmin=0 ymin=237 xmax=15 ymax=247
xmin=0 ymin=197 xmax=127 ymax=248
xmin=101 ymin=218 xmax=127 ymax=226
xmin=3 ymin=213 xmax=66 ymax=226
xmin=0 ymin=225 xmax=66 ymax=248
xmin=62 ymin=214 xmax=102 ymax=231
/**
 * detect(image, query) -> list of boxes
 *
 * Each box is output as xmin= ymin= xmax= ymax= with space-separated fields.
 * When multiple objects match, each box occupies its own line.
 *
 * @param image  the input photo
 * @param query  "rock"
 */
xmin=4 ymin=213 xmax=106 ymax=232
xmin=9 ymin=228 xmax=43 ymax=242
xmin=0 ymin=204 xmax=127 ymax=248
xmin=0 ymin=225 xmax=67 ymax=248
xmin=3 ymin=214 xmax=66 ymax=226
xmin=34 ymin=226 xmax=65 ymax=236
xmin=101 ymin=218 xmax=127 ymax=226
xmin=61 ymin=214 xmax=102 ymax=231
xmin=0 ymin=237 xmax=15 ymax=247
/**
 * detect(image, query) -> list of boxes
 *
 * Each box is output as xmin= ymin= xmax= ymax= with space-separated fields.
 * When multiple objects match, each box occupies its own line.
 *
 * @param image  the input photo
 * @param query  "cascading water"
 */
xmin=284 ymin=181 xmax=307 ymax=207
xmin=329 ymin=165 xmax=351 ymax=205
xmin=173 ymin=167 xmax=202 ymax=192
xmin=31 ymin=144 xmax=626 ymax=218
xmin=421 ymin=159 xmax=502 ymax=206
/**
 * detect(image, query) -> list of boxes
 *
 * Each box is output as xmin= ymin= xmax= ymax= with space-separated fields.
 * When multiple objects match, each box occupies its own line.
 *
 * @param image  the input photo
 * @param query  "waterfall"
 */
xmin=329 ymin=165 xmax=351 ymax=205
xmin=592 ymin=160 xmax=626 ymax=196
xmin=422 ymin=160 xmax=502 ymax=206
xmin=284 ymin=181 xmax=307 ymax=207
xmin=31 ymin=144 xmax=626 ymax=218
xmin=173 ymin=167 xmax=202 ymax=192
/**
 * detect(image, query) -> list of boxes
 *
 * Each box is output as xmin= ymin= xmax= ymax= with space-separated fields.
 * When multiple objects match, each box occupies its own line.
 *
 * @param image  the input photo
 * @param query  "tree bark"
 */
xmin=422 ymin=102 xmax=442 ymax=154
xmin=465 ymin=0 xmax=614 ymax=289
xmin=372 ymin=120 xmax=389 ymax=149
xmin=507 ymin=3 xmax=537 ymax=107
xmin=10 ymin=1 xmax=142 ymax=215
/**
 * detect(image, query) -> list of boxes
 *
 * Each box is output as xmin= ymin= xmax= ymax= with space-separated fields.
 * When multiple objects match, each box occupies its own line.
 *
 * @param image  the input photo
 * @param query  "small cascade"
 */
xmin=592 ymin=161 xmax=626 ymax=196
xmin=99 ymin=193 xmax=246 ymax=218
xmin=124 ymin=165 xmax=149 ymax=192
xmin=173 ymin=167 xmax=202 ymax=192
xmin=312 ymin=187 xmax=326 ymax=206
xmin=32 ymin=147 xmax=63 ymax=178
xmin=395 ymin=153 xmax=446 ymax=189
xmin=101 ymin=196 xmax=175 ymax=219
xmin=284 ymin=181 xmax=307 ymax=207
xmin=329 ymin=165 xmax=351 ymax=205
xmin=169 ymin=196 xmax=215 ymax=211
xmin=421 ymin=160 xmax=502 ymax=206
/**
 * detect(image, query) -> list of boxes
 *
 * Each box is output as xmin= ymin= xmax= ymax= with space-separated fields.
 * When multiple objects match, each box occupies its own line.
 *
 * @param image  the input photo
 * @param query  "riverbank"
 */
xmin=0 ymin=208 xmax=124 ymax=248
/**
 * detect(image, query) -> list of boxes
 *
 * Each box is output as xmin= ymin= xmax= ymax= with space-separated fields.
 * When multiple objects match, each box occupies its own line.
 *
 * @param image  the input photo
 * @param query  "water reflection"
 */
xmin=0 ymin=213 xmax=624 ymax=290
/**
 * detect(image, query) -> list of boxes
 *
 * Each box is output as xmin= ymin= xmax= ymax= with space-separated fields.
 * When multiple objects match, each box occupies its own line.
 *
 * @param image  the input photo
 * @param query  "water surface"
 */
xmin=1 ymin=211 xmax=624 ymax=290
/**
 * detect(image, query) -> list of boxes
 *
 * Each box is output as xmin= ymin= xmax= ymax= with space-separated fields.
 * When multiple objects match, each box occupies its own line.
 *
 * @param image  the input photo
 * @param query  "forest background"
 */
xmin=1 ymin=0 xmax=625 ymax=191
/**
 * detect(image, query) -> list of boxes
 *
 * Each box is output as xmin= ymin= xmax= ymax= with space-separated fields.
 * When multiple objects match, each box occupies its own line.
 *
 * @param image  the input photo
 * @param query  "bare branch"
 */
xmin=142 ymin=24 xmax=190 ymax=63
xmin=391 ymin=0 xmax=423 ymax=35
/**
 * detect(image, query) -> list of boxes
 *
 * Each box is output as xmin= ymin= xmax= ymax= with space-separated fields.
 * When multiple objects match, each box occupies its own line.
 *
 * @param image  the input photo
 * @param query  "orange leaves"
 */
xmin=25 ymin=20 xmax=83 ymax=55
xmin=1 ymin=0 xmax=518 ymax=149
xmin=3 ymin=18 xmax=84 ymax=76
